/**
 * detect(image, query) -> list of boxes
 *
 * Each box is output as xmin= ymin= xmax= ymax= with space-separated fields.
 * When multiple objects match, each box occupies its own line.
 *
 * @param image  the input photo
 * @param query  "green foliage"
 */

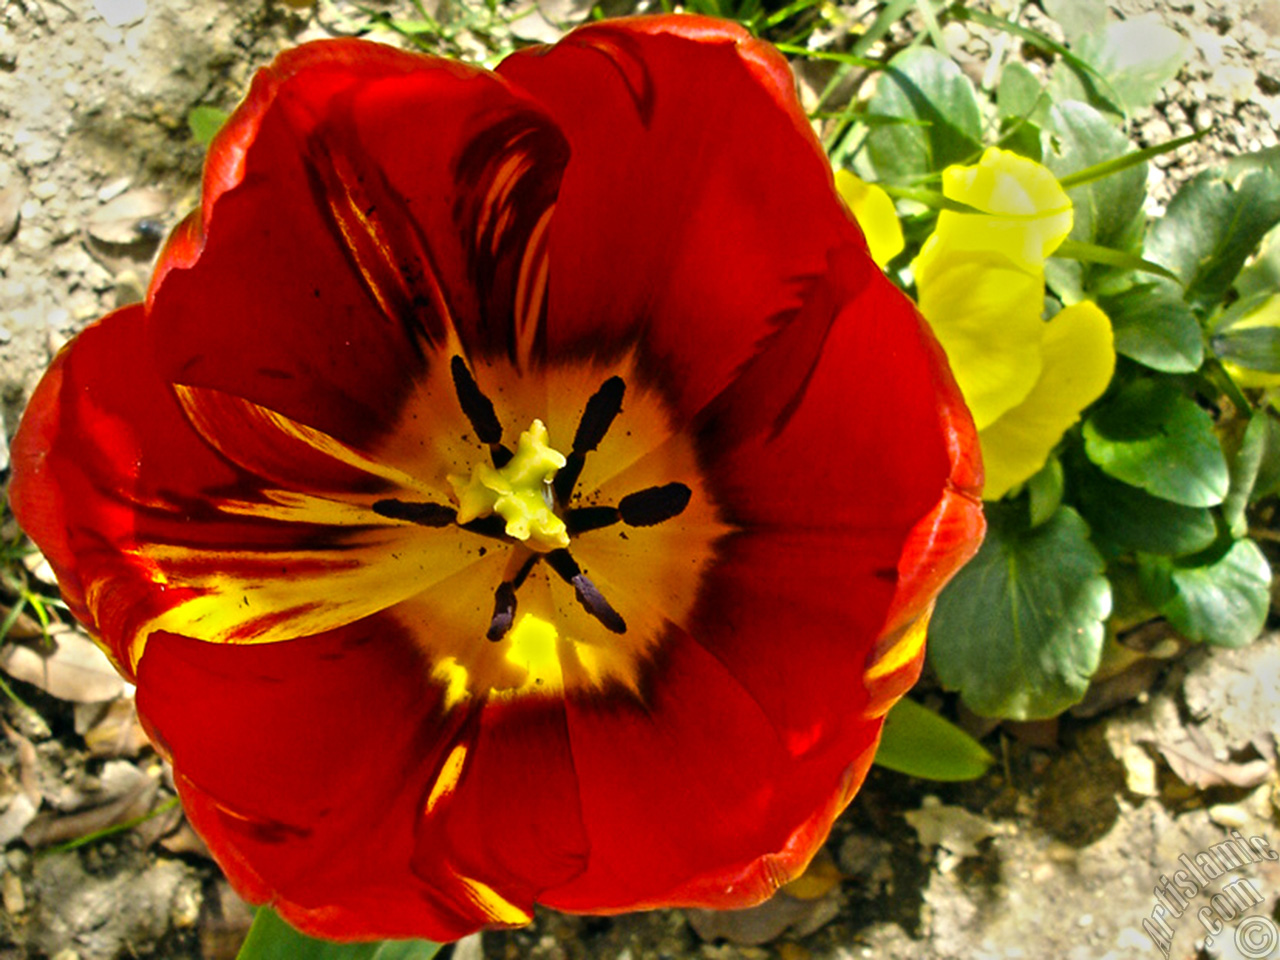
xmin=795 ymin=1 xmax=1280 ymax=721
xmin=1082 ymin=378 xmax=1229 ymax=508
xmin=1137 ymin=539 xmax=1272 ymax=648
xmin=873 ymin=696 xmax=994 ymax=781
xmin=237 ymin=907 xmax=440 ymax=960
xmin=929 ymin=504 xmax=1111 ymax=720
xmin=187 ymin=106 xmax=229 ymax=148
xmin=865 ymin=46 xmax=983 ymax=184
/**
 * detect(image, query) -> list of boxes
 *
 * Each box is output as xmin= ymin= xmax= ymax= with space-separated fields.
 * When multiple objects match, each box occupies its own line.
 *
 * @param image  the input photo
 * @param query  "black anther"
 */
xmin=459 ymin=515 xmax=509 ymax=540
xmin=565 ymin=506 xmax=621 ymax=534
xmin=450 ymin=355 xmax=503 ymax=444
xmin=372 ymin=499 xmax=457 ymax=526
xmin=573 ymin=376 xmax=625 ymax=454
xmin=617 ymin=483 xmax=692 ymax=527
xmin=545 ymin=549 xmax=627 ymax=634
xmin=487 ymin=582 xmax=518 ymax=641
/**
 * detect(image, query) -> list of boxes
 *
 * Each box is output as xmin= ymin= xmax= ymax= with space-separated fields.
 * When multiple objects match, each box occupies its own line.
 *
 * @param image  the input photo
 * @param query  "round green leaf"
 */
xmin=1098 ymin=282 xmax=1204 ymax=374
xmin=1082 ymin=378 xmax=1229 ymax=507
xmin=1073 ymin=16 xmax=1190 ymax=116
xmin=237 ymin=907 xmax=440 ymax=960
xmin=1045 ymin=101 xmax=1146 ymax=251
xmin=1137 ymin=539 xmax=1272 ymax=648
xmin=929 ymin=504 xmax=1111 ymax=720
xmin=866 ymin=46 xmax=983 ymax=184
xmin=1071 ymin=456 xmax=1217 ymax=557
xmin=1146 ymin=165 xmax=1280 ymax=310
xmin=874 ymin=697 xmax=994 ymax=781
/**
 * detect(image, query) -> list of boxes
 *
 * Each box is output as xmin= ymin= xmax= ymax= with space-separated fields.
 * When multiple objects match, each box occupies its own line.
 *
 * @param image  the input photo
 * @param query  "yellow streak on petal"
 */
xmin=455 ymin=875 xmax=532 ymax=925
xmin=424 ymin=743 xmax=469 ymax=816
xmin=432 ymin=657 xmax=472 ymax=711
xmin=864 ymin=609 xmax=930 ymax=684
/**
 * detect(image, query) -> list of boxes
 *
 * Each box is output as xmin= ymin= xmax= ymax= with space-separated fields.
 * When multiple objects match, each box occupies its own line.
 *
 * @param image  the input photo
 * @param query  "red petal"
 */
xmin=149 ymin=40 xmax=566 ymax=451
xmin=410 ymin=698 xmax=590 ymax=913
xmin=543 ymin=623 xmax=881 ymax=912
xmin=138 ymin=617 xmax=497 ymax=942
xmin=498 ymin=16 xmax=866 ymax=419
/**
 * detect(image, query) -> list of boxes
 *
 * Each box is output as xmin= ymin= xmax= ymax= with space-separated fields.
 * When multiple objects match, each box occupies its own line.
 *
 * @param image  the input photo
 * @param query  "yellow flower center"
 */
xmin=448 ymin=419 xmax=569 ymax=552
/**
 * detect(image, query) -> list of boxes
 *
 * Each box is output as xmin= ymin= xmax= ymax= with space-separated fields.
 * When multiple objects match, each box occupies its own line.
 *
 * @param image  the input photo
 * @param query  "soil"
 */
xmin=2 ymin=0 xmax=1280 ymax=958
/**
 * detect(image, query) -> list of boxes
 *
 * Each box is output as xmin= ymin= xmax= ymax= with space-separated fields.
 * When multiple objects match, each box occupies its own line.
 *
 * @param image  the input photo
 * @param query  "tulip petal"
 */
xmin=136 ymin=617 xmax=494 ymax=942
xmin=498 ymin=17 xmax=866 ymax=420
xmin=149 ymin=40 xmax=567 ymax=452
xmin=979 ymin=301 xmax=1115 ymax=499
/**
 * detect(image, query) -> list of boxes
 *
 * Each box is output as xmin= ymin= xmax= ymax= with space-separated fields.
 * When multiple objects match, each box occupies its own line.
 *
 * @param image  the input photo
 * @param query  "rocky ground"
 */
xmin=2 ymin=0 xmax=1280 ymax=958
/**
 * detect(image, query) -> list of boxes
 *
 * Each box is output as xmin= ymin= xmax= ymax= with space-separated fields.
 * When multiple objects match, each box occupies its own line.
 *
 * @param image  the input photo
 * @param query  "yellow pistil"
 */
xmin=448 ymin=419 xmax=569 ymax=551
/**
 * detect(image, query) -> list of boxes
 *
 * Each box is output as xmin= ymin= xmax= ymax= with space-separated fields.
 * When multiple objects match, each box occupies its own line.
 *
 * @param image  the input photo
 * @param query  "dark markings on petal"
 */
xmin=450 ymin=355 xmax=503 ymax=444
xmin=545 ymin=549 xmax=626 ymax=634
xmin=555 ymin=376 xmax=626 ymax=505
xmin=460 ymin=515 xmax=509 ymax=540
xmin=617 ymin=483 xmax=691 ymax=527
xmin=372 ymin=499 xmax=457 ymax=526
xmin=565 ymin=506 xmax=620 ymax=534
xmin=512 ymin=553 xmax=541 ymax=590
xmin=487 ymin=581 xmax=518 ymax=641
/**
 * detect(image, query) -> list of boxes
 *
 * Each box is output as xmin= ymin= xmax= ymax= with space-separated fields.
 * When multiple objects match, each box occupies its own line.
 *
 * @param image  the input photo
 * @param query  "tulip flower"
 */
xmin=10 ymin=18 xmax=983 ymax=942
xmin=912 ymin=148 xmax=1115 ymax=500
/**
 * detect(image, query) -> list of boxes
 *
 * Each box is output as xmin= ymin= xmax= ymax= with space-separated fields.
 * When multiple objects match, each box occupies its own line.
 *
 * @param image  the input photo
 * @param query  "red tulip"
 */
xmin=10 ymin=16 xmax=983 ymax=942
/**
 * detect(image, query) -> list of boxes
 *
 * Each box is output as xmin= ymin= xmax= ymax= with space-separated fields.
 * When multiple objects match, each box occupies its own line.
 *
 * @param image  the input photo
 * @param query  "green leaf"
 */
xmin=996 ymin=61 xmax=1048 ymax=126
xmin=865 ymin=46 xmax=983 ymax=184
xmin=1027 ymin=456 xmax=1064 ymax=528
xmin=1097 ymin=282 xmax=1204 ymax=373
xmin=1042 ymin=0 xmax=1106 ymax=45
xmin=929 ymin=504 xmax=1111 ymax=719
xmin=1045 ymin=101 xmax=1146 ymax=250
xmin=1214 ymin=326 xmax=1280 ymax=374
xmin=1251 ymin=414 xmax=1280 ymax=500
xmin=187 ymin=106 xmax=230 ymax=148
xmin=873 ymin=697 xmax=994 ymax=781
xmin=1082 ymin=378 xmax=1229 ymax=507
xmin=1071 ymin=456 xmax=1218 ymax=557
xmin=237 ymin=908 xmax=441 ymax=960
xmin=1224 ymin=415 xmax=1269 ymax=537
xmin=1137 ymin=539 xmax=1272 ymax=648
xmin=1072 ymin=15 xmax=1191 ymax=116
xmin=1053 ymin=240 xmax=1177 ymax=282
xmin=1145 ymin=165 xmax=1280 ymax=309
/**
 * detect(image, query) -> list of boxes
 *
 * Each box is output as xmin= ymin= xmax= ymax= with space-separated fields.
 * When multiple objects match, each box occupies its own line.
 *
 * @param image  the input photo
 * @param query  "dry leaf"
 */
xmin=2 ymin=721 xmax=41 ymax=805
xmin=82 ymin=698 xmax=150 ymax=758
xmin=1150 ymin=730 xmax=1275 ymax=789
xmin=686 ymin=887 xmax=841 ymax=946
xmin=0 ymin=627 xmax=125 ymax=703
xmin=782 ymin=848 xmax=843 ymax=901
xmin=0 ymin=604 xmax=44 ymax=640
xmin=22 ymin=764 xmax=158 ymax=847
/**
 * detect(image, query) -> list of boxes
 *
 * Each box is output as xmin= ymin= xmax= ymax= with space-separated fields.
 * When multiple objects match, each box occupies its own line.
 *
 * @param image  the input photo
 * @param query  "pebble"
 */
xmin=92 ymin=0 xmax=147 ymax=29
xmin=3 ymin=872 xmax=25 ymax=915
xmin=30 ymin=181 xmax=58 ymax=202
xmin=1208 ymin=803 xmax=1250 ymax=829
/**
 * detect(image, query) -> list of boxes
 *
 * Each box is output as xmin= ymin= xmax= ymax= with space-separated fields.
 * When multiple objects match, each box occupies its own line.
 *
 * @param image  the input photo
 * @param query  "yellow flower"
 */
xmin=835 ymin=170 xmax=905 ymax=269
xmin=912 ymin=148 xmax=1115 ymax=500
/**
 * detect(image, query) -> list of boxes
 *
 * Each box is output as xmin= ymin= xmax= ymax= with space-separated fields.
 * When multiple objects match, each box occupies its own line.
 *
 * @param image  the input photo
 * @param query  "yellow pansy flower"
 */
xmin=912 ymin=148 xmax=1116 ymax=501
xmin=835 ymin=170 xmax=905 ymax=269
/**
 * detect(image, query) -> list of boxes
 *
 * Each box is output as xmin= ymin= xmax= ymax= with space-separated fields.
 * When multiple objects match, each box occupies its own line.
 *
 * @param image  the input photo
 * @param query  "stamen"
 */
xmin=372 ymin=499 xmax=456 ymax=526
xmin=450 ymin=355 xmax=503 ymax=445
xmin=487 ymin=582 xmax=518 ymax=641
xmin=555 ymin=376 xmax=626 ymax=505
xmin=545 ymin=549 xmax=626 ymax=634
xmin=617 ymin=483 xmax=692 ymax=527
xmin=565 ymin=506 xmax=620 ymax=534
xmin=573 ymin=376 xmax=626 ymax=454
